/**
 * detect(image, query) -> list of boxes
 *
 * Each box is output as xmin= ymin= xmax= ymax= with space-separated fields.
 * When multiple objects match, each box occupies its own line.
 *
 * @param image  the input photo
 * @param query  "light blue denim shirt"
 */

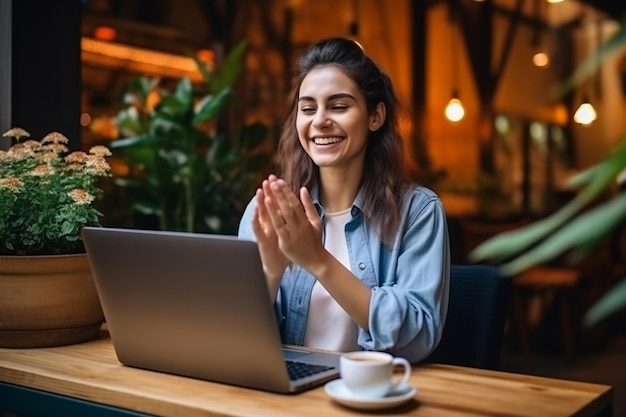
xmin=237 ymin=185 xmax=450 ymax=363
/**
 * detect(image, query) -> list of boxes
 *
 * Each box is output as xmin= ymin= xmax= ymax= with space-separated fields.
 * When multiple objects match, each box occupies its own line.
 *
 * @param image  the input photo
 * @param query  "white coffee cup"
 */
xmin=340 ymin=351 xmax=412 ymax=398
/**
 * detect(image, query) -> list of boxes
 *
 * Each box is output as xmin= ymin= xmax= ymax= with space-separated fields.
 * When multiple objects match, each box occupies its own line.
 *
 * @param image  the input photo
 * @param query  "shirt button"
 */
xmin=358 ymin=263 xmax=366 ymax=270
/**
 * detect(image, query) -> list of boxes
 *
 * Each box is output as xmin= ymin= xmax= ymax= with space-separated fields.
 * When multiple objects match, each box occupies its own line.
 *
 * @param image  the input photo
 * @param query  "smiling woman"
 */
xmin=238 ymin=37 xmax=451 ymax=364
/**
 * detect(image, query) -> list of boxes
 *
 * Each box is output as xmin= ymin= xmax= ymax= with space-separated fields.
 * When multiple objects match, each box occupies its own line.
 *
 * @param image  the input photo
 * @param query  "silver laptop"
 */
xmin=81 ymin=226 xmax=340 ymax=394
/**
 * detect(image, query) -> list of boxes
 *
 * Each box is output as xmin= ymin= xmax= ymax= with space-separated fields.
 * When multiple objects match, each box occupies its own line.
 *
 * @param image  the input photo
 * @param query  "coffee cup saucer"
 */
xmin=324 ymin=379 xmax=417 ymax=410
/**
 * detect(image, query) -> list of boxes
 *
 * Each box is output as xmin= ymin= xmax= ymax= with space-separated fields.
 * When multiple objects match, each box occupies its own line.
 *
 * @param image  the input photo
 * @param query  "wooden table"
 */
xmin=0 ymin=331 xmax=613 ymax=417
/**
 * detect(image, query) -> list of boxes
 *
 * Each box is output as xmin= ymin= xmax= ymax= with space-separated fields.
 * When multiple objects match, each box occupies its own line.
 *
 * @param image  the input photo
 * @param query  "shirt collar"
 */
xmin=310 ymin=185 xmax=365 ymax=218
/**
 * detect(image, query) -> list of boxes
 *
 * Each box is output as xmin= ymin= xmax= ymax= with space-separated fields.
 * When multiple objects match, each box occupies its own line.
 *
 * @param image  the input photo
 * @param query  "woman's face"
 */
xmin=296 ymin=66 xmax=384 ymax=172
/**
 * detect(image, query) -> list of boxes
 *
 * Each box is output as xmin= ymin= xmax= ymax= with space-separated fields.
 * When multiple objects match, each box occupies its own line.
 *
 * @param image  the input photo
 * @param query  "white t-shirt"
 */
xmin=303 ymin=208 xmax=360 ymax=352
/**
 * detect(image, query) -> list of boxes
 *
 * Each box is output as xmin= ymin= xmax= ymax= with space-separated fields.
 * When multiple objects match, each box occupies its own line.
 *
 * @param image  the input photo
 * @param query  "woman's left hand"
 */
xmin=262 ymin=177 xmax=327 ymax=272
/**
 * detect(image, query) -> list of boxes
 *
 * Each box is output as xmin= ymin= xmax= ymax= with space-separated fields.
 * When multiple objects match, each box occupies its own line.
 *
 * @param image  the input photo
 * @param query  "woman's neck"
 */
xmin=318 ymin=167 xmax=363 ymax=213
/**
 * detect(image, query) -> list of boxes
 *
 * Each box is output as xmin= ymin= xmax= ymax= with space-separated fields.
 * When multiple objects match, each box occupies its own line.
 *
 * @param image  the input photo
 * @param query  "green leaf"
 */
xmin=110 ymin=134 xmax=160 ymax=149
xmin=116 ymin=108 xmax=144 ymax=135
xmin=204 ymin=215 xmax=222 ymax=232
xmin=133 ymin=201 xmax=162 ymax=216
xmin=563 ymin=164 xmax=599 ymax=189
xmin=569 ymin=139 xmax=626 ymax=192
xmin=123 ymin=77 xmax=153 ymax=105
xmin=211 ymin=41 xmax=247 ymax=92
xmin=498 ymin=192 xmax=626 ymax=276
xmin=150 ymin=116 xmax=185 ymax=135
xmin=584 ymin=276 xmax=626 ymax=326
xmin=125 ymin=146 xmax=159 ymax=174
xmin=174 ymin=77 xmax=193 ymax=104
xmin=557 ymin=16 xmax=626 ymax=97
xmin=191 ymin=55 xmax=214 ymax=87
xmin=192 ymin=87 xmax=231 ymax=125
xmin=158 ymin=78 xmax=193 ymax=117
xmin=469 ymin=202 xmax=579 ymax=264
xmin=158 ymin=149 xmax=188 ymax=167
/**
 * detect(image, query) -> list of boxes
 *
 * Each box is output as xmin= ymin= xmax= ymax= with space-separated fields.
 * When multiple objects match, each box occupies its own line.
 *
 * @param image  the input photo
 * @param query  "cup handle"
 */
xmin=390 ymin=357 xmax=412 ymax=388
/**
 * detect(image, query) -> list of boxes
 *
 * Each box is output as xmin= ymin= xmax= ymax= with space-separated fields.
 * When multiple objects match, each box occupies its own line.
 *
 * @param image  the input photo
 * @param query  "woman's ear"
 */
xmin=369 ymin=102 xmax=386 ymax=132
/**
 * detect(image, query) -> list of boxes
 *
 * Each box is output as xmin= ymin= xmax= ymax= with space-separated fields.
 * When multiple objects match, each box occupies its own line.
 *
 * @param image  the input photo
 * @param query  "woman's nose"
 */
xmin=312 ymin=110 xmax=331 ymax=129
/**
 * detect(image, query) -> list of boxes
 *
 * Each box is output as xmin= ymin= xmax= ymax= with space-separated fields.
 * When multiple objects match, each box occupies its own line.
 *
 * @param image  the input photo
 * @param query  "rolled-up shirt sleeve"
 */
xmin=238 ymin=197 xmax=256 ymax=241
xmin=359 ymin=193 xmax=450 ymax=363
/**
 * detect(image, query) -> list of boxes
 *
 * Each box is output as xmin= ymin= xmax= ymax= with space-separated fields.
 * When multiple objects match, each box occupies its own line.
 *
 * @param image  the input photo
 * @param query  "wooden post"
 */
xmin=410 ymin=0 xmax=430 ymax=178
xmin=10 ymin=0 xmax=81 ymax=149
xmin=0 ymin=0 xmax=12 ymax=149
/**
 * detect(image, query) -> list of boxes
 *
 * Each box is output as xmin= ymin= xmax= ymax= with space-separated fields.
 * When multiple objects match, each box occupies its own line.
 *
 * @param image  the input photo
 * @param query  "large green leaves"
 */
xmin=470 ymin=138 xmax=626 ymax=270
xmin=107 ymin=41 xmax=273 ymax=234
xmin=499 ymin=192 xmax=626 ymax=276
xmin=470 ymin=20 xmax=626 ymax=326
xmin=470 ymin=139 xmax=626 ymax=325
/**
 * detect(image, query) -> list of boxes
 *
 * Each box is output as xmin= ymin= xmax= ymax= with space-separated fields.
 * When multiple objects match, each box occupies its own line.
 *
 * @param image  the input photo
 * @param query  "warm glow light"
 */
xmin=532 ymin=51 xmax=550 ymax=68
xmin=80 ymin=113 xmax=92 ymax=126
xmin=530 ymin=122 xmax=547 ymax=142
xmin=445 ymin=97 xmax=465 ymax=122
xmin=553 ymin=103 xmax=569 ymax=125
xmin=546 ymin=0 xmax=564 ymax=3
xmin=94 ymin=26 xmax=116 ymax=41
xmin=81 ymin=37 xmax=203 ymax=81
xmin=573 ymin=101 xmax=597 ymax=126
xmin=196 ymin=48 xmax=215 ymax=65
xmin=494 ymin=115 xmax=510 ymax=135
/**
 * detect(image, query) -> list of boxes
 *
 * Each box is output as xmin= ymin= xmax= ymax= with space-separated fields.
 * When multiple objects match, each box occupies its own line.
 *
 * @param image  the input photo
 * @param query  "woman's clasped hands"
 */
xmin=252 ymin=175 xmax=329 ymax=292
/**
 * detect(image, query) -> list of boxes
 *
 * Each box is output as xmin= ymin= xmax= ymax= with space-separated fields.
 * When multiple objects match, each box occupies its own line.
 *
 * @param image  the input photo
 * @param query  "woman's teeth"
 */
xmin=314 ymin=137 xmax=343 ymax=145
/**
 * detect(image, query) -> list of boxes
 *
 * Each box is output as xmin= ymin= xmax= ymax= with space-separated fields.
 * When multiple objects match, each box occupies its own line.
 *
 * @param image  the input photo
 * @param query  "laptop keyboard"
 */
xmin=285 ymin=360 xmax=335 ymax=381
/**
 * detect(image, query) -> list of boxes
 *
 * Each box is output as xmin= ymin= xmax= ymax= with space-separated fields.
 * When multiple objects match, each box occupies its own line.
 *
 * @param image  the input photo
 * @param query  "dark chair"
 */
xmin=425 ymin=264 xmax=511 ymax=370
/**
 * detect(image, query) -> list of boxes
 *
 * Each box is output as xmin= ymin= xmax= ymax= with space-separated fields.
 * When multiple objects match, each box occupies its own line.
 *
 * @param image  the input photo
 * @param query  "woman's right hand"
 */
xmin=252 ymin=178 xmax=290 ymax=298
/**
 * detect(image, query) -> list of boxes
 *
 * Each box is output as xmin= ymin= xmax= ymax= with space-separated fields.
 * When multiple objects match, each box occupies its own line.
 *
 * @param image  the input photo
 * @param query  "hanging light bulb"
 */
xmin=445 ymin=4 xmax=464 ymax=123
xmin=532 ymin=49 xmax=550 ymax=68
xmin=573 ymin=20 xmax=603 ymax=127
xmin=573 ymin=97 xmax=597 ymax=126
xmin=531 ymin=0 xmax=550 ymax=68
xmin=445 ymin=90 xmax=465 ymax=123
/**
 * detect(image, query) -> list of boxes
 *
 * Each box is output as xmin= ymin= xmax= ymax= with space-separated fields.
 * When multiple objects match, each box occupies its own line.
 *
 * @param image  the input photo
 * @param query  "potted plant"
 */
xmin=0 ymin=127 xmax=112 ymax=348
xmin=96 ymin=41 xmax=273 ymax=234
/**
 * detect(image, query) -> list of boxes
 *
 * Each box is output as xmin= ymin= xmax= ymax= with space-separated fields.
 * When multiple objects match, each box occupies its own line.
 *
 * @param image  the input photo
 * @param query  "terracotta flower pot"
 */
xmin=0 ymin=253 xmax=104 ymax=348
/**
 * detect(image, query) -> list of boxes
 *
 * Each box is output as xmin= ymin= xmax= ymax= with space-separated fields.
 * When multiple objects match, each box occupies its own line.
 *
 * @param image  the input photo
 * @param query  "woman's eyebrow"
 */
xmin=298 ymin=93 xmax=356 ymax=102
